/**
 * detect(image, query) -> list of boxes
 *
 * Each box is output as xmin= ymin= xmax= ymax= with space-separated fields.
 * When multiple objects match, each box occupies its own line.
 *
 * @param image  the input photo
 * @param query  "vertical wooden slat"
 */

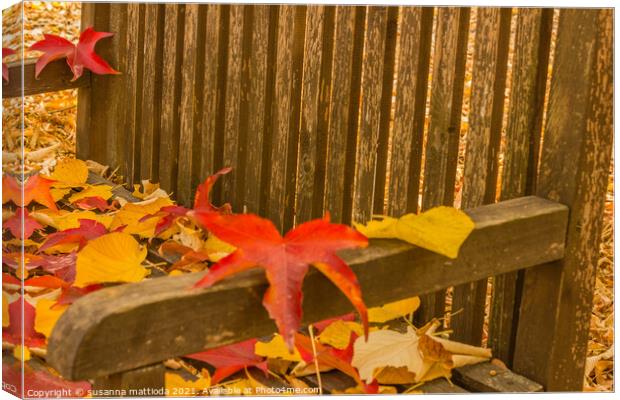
xmin=243 ymin=5 xmax=270 ymax=214
xmin=122 ymin=4 xmax=142 ymax=185
xmin=296 ymin=5 xmax=328 ymax=223
xmin=158 ymin=4 xmax=183 ymax=194
xmin=488 ymin=8 xmax=552 ymax=365
xmin=75 ymin=2 xmax=97 ymax=160
xmin=351 ymin=6 xmax=388 ymax=224
xmin=266 ymin=5 xmax=306 ymax=232
xmin=416 ymin=7 xmax=470 ymax=326
xmin=198 ymin=5 xmax=227 ymax=186
xmin=451 ymin=7 xmax=511 ymax=346
xmin=139 ymin=4 xmax=162 ymax=182
xmin=176 ymin=4 xmax=201 ymax=205
xmin=387 ymin=7 xmax=424 ymax=215
xmin=372 ymin=6 xmax=398 ymax=215
xmin=220 ymin=5 xmax=246 ymax=211
xmin=514 ymin=9 xmax=612 ymax=390
xmin=323 ymin=6 xmax=361 ymax=223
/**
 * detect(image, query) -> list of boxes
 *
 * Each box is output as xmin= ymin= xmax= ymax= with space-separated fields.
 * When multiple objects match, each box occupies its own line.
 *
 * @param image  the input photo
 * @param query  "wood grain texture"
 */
xmin=138 ymin=4 xmax=163 ymax=183
xmin=416 ymin=7 xmax=470 ymax=326
xmin=296 ymin=5 xmax=328 ymax=223
xmin=47 ymin=196 xmax=567 ymax=380
xmin=93 ymin=363 xmax=165 ymax=394
xmin=513 ymin=9 xmax=613 ymax=390
xmin=488 ymin=8 xmax=553 ymax=365
xmin=322 ymin=6 xmax=361 ymax=223
xmin=451 ymin=7 xmax=511 ymax=346
xmin=351 ymin=6 xmax=388 ymax=224
xmin=75 ymin=2 xmax=97 ymax=160
xmin=242 ymin=5 xmax=271 ymax=214
xmin=452 ymin=362 xmax=543 ymax=392
xmin=2 ymin=59 xmax=90 ymax=98
xmin=266 ymin=6 xmax=306 ymax=231
xmin=158 ymin=4 xmax=183 ymax=194
xmin=176 ymin=4 xmax=201 ymax=205
xmin=386 ymin=7 xmax=424 ymax=216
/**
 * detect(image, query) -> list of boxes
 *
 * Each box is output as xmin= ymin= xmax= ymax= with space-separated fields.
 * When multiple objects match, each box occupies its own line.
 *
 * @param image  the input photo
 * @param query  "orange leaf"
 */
xmin=2 ymin=175 xmax=58 ymax=211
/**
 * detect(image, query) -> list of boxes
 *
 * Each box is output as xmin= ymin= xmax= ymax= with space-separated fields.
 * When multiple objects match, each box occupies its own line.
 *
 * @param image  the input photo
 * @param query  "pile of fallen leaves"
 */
xmin=2 ymin=157 xmax=487 ymax=396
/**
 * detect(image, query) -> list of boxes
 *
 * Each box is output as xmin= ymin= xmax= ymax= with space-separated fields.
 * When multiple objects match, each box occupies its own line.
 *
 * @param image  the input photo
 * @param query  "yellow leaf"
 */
xmin=110 ymin=197 xmax=173 ymax=238
xmin=255 ymin=335 xmax=303 ymax=362
xmin=3 ymin=292 xmax=10 ymax=328
xmin=133 ymin=180 xmax=168 ymax=201
xmin=318 ymin=320 xmax=364 ymax=349
xmin=74 ymin=232 xmax=148 ymax=287
xmin=50 ymin=187 xmax=71 ymax=202
xmin=354 ymin=207 xmax=475 ymax=259
xmin=368 ymin=297 xmax=420 ymax=323
xmin=204 ymin=234 xmax=236 ymax=262
xmin=35 ymin=299 xmax=68 ymax=338
xmin=47 ymin=210 xmax=113 ymax=231
xmin=49 ymin=158 xmax=89 ymax=187
xmin=13 ymin=345 xmax=30 ymax=361
xmin=165 ymin=370 xmax=211 ymax=396
xmin=68 ymin=184 xmax=114 ymax=203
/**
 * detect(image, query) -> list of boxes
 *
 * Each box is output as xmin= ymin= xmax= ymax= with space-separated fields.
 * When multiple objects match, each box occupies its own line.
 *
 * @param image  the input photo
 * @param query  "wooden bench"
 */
xmin=4 ymin=3 xmax=612 ymax=393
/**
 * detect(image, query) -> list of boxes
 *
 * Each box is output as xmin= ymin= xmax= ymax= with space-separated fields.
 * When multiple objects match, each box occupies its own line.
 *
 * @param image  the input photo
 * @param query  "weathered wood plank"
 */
xmin=266 ymin=5 xmax=306 ymax=231
xmin=452 ymin=362 xmax=543 ymax=392
xmin=138 ymin=4 xmax=163 ymax=183
xmin=75 ymin=2 xmax=97 ymax=160
xmin=242 ymin=5 xmax=271 ymax=214
xmin=489 ymin=8 xmax=552 ymax=365
xmin=451 ymin=7 xmax=511 ymax=346
xmin=372 ymin=6 xmax=398 ymax=215
xmin=198 ymin=5 xmax=227 ymax=191
xmin=176 ymin=4 xmax=201 ymax=205
xmin=418 ymin=378 xmax=469 ymax=393
xmin=48 ymin=196 xmax=567 ymax=380
xmin=416 ymin=7 xmax=470 ymax=327
xmin=386 ymin=7 xmax=424 ymax=215
xmin=296 ymin=5 xmax=328 ymax=223
xmin=323 ymin=6 xmax=361 ymax=223
xmin=93 ymin=363 xmax=165 ymax=396
xmin=220 ymin=5 xmax=247 ymax=211
xmin=2 ymin=59 xmax=90 ymax=98
xmin=351 ymin=6 xmax=388 ymax=224
xmin=158 ymin=4 xmax=183 ymax=194
xmin=513 ymin=9 xmax=613 ymax=391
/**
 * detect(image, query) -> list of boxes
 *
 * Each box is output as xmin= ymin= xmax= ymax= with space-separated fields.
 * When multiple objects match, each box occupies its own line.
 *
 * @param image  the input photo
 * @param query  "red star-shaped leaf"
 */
xmin=186 ymin=338 xmax=267 ymax=385
xmin=2 ymin=174 xmax=58 ymax=211
xmin=192 ymin=212 xmax=369 ymax=350
xmin=29 ymin=27 xmax=119 ymax=81
xmin=2 ymin=47 xmax=15 ymax=82
xmin=3 ymin=208 xmax=43 ymax=239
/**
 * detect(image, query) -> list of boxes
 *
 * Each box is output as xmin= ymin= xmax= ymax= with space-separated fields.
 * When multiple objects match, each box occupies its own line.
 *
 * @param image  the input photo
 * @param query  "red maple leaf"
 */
xmin=141 ymin=167 xmax=232 ymax=235
xmin=192 ymin=212 xmax=369 ymax=350
xmin=186 ymin=338 xmax=267 ymax=385
xmin=2 ymin=47 xmax=15 ymax=82
xmin=73 ymin=196 xmax=114 ymax=211
xmin=29 ymin=27 xmax=119 ymax=81
xmin=39 ymin=219 xmax=107 ymax=253
xmin=2 ymin=174 xmax=58 ymax=211
xmin=3 ymin=296 xmax=46 ymax=348
xmin=54 ymin=284 xmax=102 ymax=307
xmin=3 ymin=208 xmax=43 ymax=239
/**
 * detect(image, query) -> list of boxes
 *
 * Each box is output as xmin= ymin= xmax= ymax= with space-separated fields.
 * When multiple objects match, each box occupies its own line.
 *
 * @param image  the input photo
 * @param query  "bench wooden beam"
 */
xmin=47 ymin=196 xmax=568 ymax=381
xmin=1 ymin=58 xmax=90 ymax=98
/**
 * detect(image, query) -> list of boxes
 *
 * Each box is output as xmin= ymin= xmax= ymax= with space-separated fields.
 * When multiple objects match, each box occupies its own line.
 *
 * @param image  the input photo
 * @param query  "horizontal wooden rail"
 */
xmin=47 ymin=196 xmax=568 ymax=381
xmin=1 ymin=58 xmax=90 ymax=98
